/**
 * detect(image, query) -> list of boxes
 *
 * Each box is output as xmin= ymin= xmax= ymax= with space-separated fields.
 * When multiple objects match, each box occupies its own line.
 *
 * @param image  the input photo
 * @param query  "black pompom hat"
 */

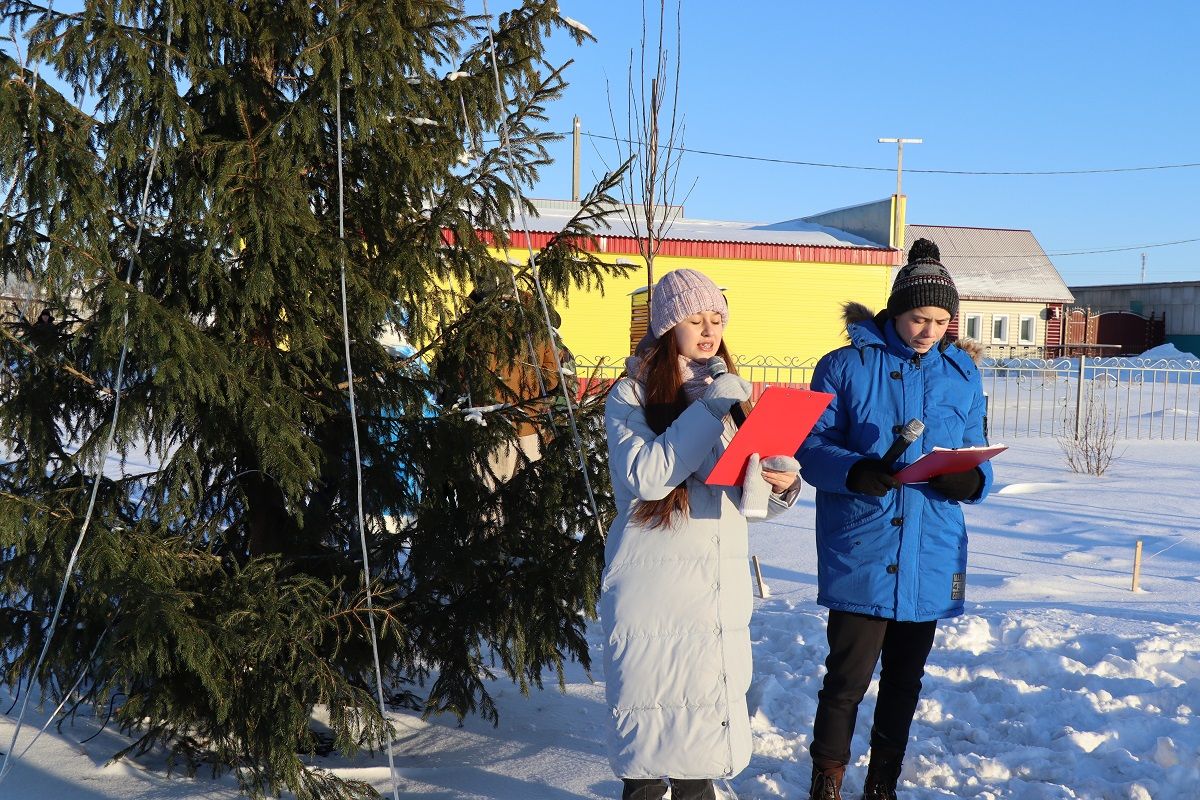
xmin=887 ymin=238 xmax=959 ymax=319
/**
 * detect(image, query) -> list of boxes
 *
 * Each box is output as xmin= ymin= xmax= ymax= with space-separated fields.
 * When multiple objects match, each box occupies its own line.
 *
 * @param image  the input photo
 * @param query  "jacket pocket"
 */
xmin=818 ymin=493 xmax=888 ymax=538
xmin=916 ymin=503 xmax=969 ymax=615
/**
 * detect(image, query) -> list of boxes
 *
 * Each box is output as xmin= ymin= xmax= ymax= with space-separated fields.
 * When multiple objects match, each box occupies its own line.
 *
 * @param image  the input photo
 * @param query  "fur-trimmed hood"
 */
xmin=840 ymin=301 xmax=984 ymax=365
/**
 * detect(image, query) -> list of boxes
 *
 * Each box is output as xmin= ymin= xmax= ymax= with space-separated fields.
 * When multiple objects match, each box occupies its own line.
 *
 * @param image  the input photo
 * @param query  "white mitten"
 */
xmin=762 ymin=455 xmax=801 ymax=488
xmin=740 ymin=453 xmax=771 ymax=519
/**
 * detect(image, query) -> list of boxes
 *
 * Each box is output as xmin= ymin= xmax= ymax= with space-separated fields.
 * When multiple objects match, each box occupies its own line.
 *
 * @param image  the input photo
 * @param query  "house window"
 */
xmin=1019 ymin=315 xmax=1036 ymax=345
xmin=992 ymin=315 xmax=1009 ymax=343
xmin=964 ymin=314 xmax=983 ymax=341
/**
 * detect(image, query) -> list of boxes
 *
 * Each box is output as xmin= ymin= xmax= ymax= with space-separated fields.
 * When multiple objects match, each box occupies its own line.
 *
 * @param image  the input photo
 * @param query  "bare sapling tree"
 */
xmin=606 ymin=0 xmax=693 ymax=302
xmin=1058 ymin=382 xmax=1122 ymax=476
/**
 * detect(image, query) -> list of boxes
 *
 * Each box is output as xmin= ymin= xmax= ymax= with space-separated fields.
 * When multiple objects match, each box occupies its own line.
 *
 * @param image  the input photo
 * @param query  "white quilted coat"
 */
xmin=601 ymin=377 xmax=797 ymax=780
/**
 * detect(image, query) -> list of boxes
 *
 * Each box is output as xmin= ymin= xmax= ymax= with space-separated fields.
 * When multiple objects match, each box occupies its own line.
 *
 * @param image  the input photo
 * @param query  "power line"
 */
xmin=1047 ymin=237 xmax=1200 ymax=257
xmin=932 ymin=236 xmax=1200 ymax=259
xmin=540 ymin=129 xmax=1200 ymax=261
xmin=578 ymin=131 xmax=1200 ymax=176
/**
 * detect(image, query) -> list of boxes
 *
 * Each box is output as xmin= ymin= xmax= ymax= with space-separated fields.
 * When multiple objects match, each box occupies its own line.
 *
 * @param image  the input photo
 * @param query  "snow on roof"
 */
xmin=906 ymin=224 xmax=1075 ymax=303
xmin=523 ymin=200 xmax=888 ymax=251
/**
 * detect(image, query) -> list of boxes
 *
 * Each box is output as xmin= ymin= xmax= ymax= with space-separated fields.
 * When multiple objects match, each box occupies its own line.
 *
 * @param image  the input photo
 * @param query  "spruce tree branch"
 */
xmin=388 ymin=311 xmax=477 ymax=368
xmin=235 ymin=101 xmax=262 ymax=166
xmin=327 ymin=598 xmax=403 ymax=624
xmin=0 ymin=323 xmax=112 ymax=395
xmin=1 ymin=220 xmax=108 ymax=272
xmin=0 ymin=489 xmax=74 ymax=520
xmin=531 ymin=156 xmax=633 ymax=258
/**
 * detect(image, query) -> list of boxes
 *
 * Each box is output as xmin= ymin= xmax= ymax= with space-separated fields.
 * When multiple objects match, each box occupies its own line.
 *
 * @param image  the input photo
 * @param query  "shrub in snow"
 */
xmin=1057 ymin=384 xmax=1121 ymax=476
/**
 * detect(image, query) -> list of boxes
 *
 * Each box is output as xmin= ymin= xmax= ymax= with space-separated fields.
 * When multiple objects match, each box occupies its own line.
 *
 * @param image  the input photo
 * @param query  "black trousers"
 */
xmin=810 ymin=609 xmax=937 ymax=767
xmin=622 ymin=778 xmax=715 ymax=800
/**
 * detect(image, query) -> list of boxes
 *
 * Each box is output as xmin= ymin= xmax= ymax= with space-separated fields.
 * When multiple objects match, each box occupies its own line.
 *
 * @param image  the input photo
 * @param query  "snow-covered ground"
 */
xmin=3 ymin=437 xmax=1199 ymax=798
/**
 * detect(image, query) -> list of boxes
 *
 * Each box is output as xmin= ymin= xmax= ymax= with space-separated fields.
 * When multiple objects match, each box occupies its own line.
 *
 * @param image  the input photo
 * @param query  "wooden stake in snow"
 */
xmin=752 ymin=555 xmax=769 ymax=599
xmin=1131 ymin=540 xmax=1143 ymax=592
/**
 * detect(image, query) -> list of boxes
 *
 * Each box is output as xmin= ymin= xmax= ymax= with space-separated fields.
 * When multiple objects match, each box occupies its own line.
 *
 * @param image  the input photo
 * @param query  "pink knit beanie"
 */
xmin=649 ymin=269 xmax=728 ymax=338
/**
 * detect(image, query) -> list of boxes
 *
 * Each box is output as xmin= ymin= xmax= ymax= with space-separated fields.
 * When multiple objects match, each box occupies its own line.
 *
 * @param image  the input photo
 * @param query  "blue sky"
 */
xmin=7 ymin=2 xmax=1195 ymax=287
xmin=531 ymin=0 xmax=1200 ymax=286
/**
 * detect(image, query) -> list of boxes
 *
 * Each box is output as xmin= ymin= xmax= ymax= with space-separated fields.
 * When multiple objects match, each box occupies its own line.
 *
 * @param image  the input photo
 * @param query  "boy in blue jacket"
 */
xmin=797 ymin=239 xmax=993 ymax=800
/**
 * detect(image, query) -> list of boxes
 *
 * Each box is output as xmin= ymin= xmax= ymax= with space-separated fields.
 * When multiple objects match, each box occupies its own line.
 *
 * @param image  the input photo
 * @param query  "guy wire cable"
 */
xmin=6 ymin=623 xmax=115 ymax=766
xmin=480 ymin=0 xmax=605 ymax=539
xmin=331 ymin=2 xmax=401 ymax=796
xmin=0 ymin=3 xmax=173 ymax=786
xmin=1144 ymin=530 xmax=1200 ymax=562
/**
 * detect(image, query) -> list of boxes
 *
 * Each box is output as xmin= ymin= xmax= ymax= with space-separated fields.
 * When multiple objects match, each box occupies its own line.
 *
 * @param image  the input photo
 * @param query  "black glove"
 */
xmin=928 ymin=468 xmax=983 ymax=501
xmin=845 ymin=459 xmax=900 ymax=497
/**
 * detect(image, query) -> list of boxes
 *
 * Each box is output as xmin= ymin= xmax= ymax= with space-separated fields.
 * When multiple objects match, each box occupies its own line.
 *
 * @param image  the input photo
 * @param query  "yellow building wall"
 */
xmin=551 ymin=254 xmax=894 ymax=365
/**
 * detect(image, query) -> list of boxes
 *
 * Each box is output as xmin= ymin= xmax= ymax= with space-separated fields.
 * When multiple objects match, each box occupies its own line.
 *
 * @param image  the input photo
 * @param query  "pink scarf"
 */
xmin=677 ymin=355 xmax=713 ymax=403
xmin=623 ymin=353 xmax=715 ymax=404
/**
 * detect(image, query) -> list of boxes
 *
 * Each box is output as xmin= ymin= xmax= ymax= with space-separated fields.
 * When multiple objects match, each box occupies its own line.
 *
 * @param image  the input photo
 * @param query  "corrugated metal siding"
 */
xmin=476 ymin=230 xmax=898 ymax=266
xmin=906 ymin=224 xmax=1075 ymax=303
xmin=633 ymin=239 xmax=898 ymax=264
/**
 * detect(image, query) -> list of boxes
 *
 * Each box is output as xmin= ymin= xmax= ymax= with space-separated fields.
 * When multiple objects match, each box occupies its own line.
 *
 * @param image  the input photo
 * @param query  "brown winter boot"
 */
xmin=809 ymin=762 xmax=845 ymax=800
xmin=861 ymin=751 xmax=902 ymax=800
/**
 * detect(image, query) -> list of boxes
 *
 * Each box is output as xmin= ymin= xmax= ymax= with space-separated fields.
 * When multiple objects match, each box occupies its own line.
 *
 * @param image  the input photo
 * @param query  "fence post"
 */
xmin=1074 ymin=355 xmax=1088 ymax=439
xmin=1131 ymin=540 xmax=1143 ymax=592
xmin=751 ymin=555 xmax=768 ymax=599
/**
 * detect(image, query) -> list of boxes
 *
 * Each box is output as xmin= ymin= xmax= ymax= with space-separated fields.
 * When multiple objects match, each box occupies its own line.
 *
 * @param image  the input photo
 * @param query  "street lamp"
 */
xmin=878 ymin=138 xmax=922 ymax=252
xmin=878 ymin=137 xmax=923 ymax=197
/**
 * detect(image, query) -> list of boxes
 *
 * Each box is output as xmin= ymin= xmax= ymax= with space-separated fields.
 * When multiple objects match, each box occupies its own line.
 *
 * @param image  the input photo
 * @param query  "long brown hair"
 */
xmin=629 ymin=333 xmax=745 ymax=529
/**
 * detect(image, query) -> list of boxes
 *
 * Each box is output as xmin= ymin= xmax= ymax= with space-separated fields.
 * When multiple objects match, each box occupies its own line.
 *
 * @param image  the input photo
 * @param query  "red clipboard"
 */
xmin=704 ymin=386 xmax=833 ymax=486
xmin=892 ymin=444 xmax=1008 ymax=484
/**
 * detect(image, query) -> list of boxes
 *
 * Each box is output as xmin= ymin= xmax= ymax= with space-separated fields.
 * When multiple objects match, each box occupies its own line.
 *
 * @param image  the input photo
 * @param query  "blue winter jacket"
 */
xmin=796 ymin=310 xmax=993 ymax=622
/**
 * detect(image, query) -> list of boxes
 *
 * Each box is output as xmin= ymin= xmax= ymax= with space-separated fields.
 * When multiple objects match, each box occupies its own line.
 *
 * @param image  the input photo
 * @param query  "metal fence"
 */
xmin=576 ymin=356 xmax=818 ymax=403
xmin=982 ymin=356 xmax=1200 ymax=441
xmin=577 ymin=356 xmax=1200 ymax=441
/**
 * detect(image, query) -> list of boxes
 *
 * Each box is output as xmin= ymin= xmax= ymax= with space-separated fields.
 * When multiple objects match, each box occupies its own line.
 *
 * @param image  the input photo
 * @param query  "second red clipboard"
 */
xmin=704 ymin=386 xmax=833 ymax=486
xmin=891 ymin=444 xmax=1008 ymax=484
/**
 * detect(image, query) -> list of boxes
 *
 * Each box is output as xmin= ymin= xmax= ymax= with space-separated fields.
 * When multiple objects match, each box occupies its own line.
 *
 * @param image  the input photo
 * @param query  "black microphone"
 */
xmin=880 ymin=418 xmax=925 ymax=469
xmin=705 ymin=356 xmax=747 ymax=427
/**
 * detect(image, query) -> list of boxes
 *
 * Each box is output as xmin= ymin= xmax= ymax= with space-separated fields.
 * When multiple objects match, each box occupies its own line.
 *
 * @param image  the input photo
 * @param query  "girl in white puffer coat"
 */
xmin=601 ymin=268 xmax=801 ymax=800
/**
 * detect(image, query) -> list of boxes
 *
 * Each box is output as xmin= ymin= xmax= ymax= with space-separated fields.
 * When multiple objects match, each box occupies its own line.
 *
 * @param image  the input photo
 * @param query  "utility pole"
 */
xmin=878 ymin=137 xmax=923 ymax=196
xmin=1140 ymin=252 xmax=1146 ymax=283
xmin=878 ymin=137 xmax=922 ymax=251
xmin=572 ymin=115 xmax=581 ymax=202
